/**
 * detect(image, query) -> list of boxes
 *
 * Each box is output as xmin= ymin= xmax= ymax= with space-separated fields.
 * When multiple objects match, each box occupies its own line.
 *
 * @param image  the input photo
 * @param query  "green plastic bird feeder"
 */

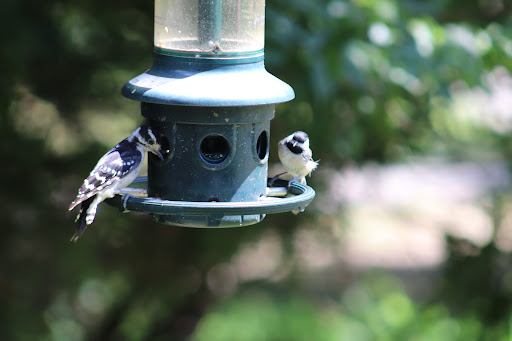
xmin=107 ymin=0 xmax=315 ymax=227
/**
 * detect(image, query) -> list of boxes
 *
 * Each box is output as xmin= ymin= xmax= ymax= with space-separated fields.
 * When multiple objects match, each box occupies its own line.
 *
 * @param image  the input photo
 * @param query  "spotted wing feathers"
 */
xmin=68 ymin=151 xmax=125 ymax=211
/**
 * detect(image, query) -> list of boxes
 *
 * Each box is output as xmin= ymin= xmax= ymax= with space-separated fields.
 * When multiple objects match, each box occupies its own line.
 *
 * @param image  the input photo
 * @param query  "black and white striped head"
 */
xmin=284 ymin=131 xmax=310 ymax=154
xmin=131 ymin=125 xmax=164 ymax=160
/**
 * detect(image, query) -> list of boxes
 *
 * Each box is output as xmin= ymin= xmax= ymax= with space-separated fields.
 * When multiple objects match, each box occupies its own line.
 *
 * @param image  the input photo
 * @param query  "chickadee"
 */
xmin=68 ymin=125 xmax=164 ymax=241
xmin=276 ymin=131 xmax=318 ymax=185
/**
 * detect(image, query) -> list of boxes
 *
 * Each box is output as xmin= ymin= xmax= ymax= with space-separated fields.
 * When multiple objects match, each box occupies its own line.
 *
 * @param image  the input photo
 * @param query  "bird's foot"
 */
xmin=122 ymin=193 xmax=132 ymax=213
xmin=288 ymin=177 xmax=306 ymax=187
xmin=268 ymin=172 xmax=287 ymax=187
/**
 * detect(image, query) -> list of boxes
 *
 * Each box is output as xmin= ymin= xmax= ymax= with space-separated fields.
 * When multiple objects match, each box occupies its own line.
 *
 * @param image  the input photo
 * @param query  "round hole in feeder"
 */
xmin=256 ymin=130 xmax=269 ymax=160
xmin=200 ymin=135 xmax=229 ymax=165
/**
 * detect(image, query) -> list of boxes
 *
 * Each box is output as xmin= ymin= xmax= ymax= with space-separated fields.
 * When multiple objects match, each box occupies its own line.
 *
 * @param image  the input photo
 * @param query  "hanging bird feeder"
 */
xmin=106 ymin=0 xmax=315 ymax=227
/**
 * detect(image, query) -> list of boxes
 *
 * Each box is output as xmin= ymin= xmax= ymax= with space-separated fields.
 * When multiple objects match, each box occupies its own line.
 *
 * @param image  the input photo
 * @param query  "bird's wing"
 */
xmin=68 ymin=151 xmax=125 ymax=211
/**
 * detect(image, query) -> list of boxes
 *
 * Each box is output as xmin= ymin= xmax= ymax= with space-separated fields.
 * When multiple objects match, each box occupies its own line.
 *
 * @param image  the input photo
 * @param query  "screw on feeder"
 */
xmin=104 ymin=0 xmax=316 ymax=228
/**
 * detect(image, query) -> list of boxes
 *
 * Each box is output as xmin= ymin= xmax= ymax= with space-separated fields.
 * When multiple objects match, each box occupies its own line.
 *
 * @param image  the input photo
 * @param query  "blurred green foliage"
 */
xmin=2 ymin=0 xmax=512 ymax=340
xmin=193 ymin=275 xmax=485 ymax=341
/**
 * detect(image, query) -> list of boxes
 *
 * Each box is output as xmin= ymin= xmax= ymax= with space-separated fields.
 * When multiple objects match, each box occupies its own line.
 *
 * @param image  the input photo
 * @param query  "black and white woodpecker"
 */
xmin=68 ymin=125 xmax=164 ymax=242
xmin=277 ymin=131 xmax=318 ymax=185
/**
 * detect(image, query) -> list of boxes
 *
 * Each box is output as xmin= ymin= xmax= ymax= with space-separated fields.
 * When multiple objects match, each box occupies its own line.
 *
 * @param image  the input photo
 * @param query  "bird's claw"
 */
xmin=122 ymin=193 xmax=132 ymax=213
xmin=287 ymin=177 xmax=299 ymax=188
xmin=268 ymin=172 xmax=287 ymax=187
xmin=288 ymin=177 xmax=306 ymax=187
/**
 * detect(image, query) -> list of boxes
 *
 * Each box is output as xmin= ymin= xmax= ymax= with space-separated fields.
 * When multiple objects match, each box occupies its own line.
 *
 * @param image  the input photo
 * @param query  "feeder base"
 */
xmin=105 ymin=177 xmax=315 ymax=228
xmin=153 ymin=213 xmax=265 ymax=228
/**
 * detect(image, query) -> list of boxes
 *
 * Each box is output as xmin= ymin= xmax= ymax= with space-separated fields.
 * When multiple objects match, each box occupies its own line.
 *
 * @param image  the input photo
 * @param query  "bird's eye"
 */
xmin=148 ymin=139 xmax=155 ymax=144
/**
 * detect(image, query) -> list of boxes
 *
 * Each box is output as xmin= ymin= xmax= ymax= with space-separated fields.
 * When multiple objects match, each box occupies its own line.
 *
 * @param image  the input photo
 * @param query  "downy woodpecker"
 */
xmin=68 ymin=125 xmax=164 ymax=241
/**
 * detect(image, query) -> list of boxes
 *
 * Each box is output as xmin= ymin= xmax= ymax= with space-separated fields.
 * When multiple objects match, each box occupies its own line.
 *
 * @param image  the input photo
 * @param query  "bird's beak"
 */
xmin=150 ymin=147 xmax=165 ymax=160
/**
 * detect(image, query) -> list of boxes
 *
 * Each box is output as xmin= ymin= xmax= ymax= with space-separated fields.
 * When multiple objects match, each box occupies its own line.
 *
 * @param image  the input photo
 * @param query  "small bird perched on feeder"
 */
xmin=276 ymin=131 xmax=318 ymax=185
xmin=68 ymin=125 xmax=164 ymax=242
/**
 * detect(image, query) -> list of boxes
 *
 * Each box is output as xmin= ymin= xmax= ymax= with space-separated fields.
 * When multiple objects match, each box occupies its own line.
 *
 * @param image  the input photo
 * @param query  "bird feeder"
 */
xmin=107 ymin=0 xmax=315 ymax=227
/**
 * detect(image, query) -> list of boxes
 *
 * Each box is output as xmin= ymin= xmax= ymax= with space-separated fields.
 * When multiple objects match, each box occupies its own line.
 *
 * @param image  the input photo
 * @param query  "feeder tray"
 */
xmin=106 ymin=177 xmax=315 ymax=227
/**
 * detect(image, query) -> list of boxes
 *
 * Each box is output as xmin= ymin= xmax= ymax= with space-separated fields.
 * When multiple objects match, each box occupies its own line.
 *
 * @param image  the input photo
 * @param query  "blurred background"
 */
xmin=2 ymin=0 xmax=512 ymax=340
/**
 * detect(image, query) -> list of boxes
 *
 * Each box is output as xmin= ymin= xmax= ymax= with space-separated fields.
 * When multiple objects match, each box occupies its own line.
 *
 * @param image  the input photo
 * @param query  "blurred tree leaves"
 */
xmin=193 ymin=274 xmax=489 ymax=341
xmin=267 ymin=0 xmax=512 ymax=163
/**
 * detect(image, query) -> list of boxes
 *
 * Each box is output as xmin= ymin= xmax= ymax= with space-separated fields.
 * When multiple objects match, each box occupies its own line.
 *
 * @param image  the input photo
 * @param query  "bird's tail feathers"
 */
xmin=307 ymin=159 xmax=319 ymax=175
xmin=70 ymin=197 xmax=94 ymax=242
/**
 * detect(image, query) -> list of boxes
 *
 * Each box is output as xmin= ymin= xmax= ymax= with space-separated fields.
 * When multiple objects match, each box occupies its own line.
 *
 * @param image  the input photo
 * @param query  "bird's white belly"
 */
xmin=278 ymin=144 xmax=309 ymax=177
